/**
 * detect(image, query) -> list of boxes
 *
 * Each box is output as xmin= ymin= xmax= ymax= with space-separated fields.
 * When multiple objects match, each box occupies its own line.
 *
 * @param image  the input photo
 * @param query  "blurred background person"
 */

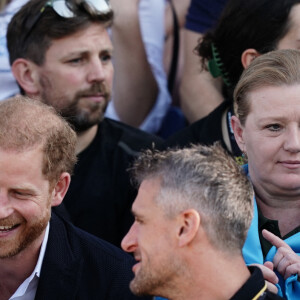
xmin=107 ymin=0 xmax=172 ymax=134
xmin=0 ymin=0 xmax=27 ymax=99
xmin=2 ymin=0 xmax=171 ymax=134
xmin=179 ymin=0 xmax=227 ymax=122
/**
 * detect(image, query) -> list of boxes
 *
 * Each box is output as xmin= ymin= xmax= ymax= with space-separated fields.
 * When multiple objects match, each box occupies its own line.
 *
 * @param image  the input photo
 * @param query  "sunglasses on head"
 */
xmin=23 ymin=0 xmax=111 ymax=43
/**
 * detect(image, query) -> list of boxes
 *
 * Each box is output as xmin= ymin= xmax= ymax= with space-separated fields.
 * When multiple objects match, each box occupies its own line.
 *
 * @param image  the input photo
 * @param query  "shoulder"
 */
xmin=166 ymin=101 xmax=229 ymax=148
xmin=47 ymin=213 xmax=135 ymax=276
xmin=102 ymin=118 xmax=165 ymax=152
xmin=54 ymin=213 xmax=134 ymax=263
xmin=38 ymin=213 xmax=143 ymax=299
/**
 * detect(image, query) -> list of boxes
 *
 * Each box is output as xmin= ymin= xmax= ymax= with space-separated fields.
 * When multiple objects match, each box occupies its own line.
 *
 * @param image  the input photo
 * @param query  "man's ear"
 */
xmin=241 ymin=49 xmax=260 ymax=69
xmin=50 ymin=172 xmax=71 ymax=207
xmin=177 ymin=209 xmax=200 ymax=247
xmin=11 ymin=58 xmax=40 ymax=95
xmin=231 ymin=116 xmax=246 ymax=153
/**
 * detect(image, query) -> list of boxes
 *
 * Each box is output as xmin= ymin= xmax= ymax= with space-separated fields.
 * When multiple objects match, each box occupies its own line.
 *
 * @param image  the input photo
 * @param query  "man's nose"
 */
xmin=121 ymin=222 xmax=138 ymax=253
xmin=86 ymin=58 xmax=106 ymax=83
xmin=0 ymin=192 xmax=13 ymax=219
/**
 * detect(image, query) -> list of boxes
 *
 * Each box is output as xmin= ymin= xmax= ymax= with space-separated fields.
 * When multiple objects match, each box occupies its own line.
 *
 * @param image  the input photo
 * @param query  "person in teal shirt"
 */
xmin=232 ymin=49 xmax=300 ymax=300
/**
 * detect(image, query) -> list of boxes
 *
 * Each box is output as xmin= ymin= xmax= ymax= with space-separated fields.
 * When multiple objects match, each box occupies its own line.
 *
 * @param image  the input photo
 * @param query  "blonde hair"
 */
xmin=234 ymin=49 xmax=300 ymax=125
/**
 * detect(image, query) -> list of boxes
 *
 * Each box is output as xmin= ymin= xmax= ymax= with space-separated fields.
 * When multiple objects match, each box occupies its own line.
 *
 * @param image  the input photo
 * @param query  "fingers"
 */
xmin=266 ymin=281 xmax=278 ymax=294
xmin=273 ymin=247 xmax=300 ymax=279
xmin=274 ymin=248 xmax=290 ymax=275
xmin=285 ymin=263 xmax=300 ymax=280
xmin=250 ymin=263 xmax=279 ymax=285
xmin=262 ymin=229 xmax=292 ymax=250
xmin=262 ymin=230 xmax=300 ymax=279
xmin=250 ymin=263 xmax=279 ymax=294
xmin=263 ymin=261 xmax=274 ymax=271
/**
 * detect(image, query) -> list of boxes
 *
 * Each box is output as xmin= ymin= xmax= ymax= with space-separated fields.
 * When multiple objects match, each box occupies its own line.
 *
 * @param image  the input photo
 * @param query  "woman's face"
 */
xmin=277 ymin=4 xmax=300 ymax=50
xmin=233 ymin=84 xmax=300 ymax=197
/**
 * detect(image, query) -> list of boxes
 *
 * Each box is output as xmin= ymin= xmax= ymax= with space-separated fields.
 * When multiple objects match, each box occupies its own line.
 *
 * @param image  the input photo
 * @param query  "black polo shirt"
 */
xmin=258 ymin=206 xmax=300 ymax=257
xmin=230 ymin=266 xmax=283 ymax=299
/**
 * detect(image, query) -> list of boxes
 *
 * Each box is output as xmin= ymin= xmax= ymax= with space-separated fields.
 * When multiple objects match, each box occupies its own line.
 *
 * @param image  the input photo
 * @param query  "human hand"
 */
xmin=250 ymin=262 xmax=279 ymax=294
xmin=262 ymin=229 xmax=300 ymax=280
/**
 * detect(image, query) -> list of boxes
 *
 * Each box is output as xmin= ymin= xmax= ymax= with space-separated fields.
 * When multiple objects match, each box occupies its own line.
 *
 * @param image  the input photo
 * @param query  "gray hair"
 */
xmin=131 ymin=143 xmax=254 ymax=253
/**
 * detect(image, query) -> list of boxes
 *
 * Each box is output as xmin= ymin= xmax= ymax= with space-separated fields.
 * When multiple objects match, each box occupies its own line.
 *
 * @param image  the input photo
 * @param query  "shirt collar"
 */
xmin=230 ymin=266 xmax=266 ymax=300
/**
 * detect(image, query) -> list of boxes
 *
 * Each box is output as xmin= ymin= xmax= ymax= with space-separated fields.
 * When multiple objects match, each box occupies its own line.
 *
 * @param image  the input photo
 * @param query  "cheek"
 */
xmin=246 ymin=140 xmax=279 ymax=166
xmin=106 ymin=69 xmax=114 ymax=87
xmin=45 ymin=66 xmax=84 ymax=87
xmin=15 ymin=203 xmax=44 ymax=222
xmin=59 ymin=72 xmax=84 ymax=86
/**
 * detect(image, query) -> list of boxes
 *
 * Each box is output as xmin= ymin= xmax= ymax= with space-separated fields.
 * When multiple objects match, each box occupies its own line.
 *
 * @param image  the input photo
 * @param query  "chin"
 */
xmin=274 ymin=178 xmax=300 ymax=193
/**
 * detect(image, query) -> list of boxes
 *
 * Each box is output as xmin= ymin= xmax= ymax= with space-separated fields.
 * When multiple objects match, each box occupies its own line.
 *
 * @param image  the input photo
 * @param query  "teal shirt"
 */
xmin=242 ymin=164 xmax=300 ymax=299
xmin=258 ymin=205 xmax=300 ymax=258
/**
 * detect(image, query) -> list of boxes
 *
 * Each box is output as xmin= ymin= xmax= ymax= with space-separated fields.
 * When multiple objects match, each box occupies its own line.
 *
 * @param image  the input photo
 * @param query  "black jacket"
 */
xmin=58 ymin=118 xmax=164 ymax=247
xmin=35 ymin=212 xmax=151 ymax=300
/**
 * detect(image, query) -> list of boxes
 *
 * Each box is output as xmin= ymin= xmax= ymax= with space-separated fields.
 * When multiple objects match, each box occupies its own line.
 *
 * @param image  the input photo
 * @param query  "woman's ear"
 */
xmin=11 ymin=58 xmax=40 ymax=96
xmin=231 ymin=116 xmax=246 ymax=153
xmin=241 ymin=49 xmax=260 ymax=69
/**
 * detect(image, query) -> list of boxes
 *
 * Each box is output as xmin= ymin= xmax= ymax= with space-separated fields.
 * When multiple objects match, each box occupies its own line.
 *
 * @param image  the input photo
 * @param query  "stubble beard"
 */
xmin=40 ymin=76 xmax=110 ymax=133
xmin=130 ymin=258 xmax=178 ymax=297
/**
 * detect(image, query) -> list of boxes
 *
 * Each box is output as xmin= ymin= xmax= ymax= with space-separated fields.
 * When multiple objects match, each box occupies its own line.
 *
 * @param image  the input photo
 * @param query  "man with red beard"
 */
xmin=7 ymin=0 xmax=163 ymax=247
xmin=0 ymin=96 xmax=151 ymax=300
xmin=122 ymin=144 xmax=283 ymax=300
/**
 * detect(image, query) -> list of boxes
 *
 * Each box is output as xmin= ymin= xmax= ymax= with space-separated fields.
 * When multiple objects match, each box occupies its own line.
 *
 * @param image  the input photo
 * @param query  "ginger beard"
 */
xmin=0 ymin=197 xmax=51 ymax=259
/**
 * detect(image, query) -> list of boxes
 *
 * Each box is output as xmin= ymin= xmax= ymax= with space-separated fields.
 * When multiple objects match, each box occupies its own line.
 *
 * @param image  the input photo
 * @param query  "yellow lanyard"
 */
xmin=252 ymin=283 xmax=267 ymax=300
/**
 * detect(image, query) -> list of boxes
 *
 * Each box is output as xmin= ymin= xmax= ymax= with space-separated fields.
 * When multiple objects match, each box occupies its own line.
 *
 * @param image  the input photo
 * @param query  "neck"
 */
xmin=0 ymin=233 xmax=44 ymax=300
xmin=256 ymin=193 xmax=300 ymax=236
xmin=165 ymin=250 xmax=250 ymax=300
xmin=75 ymin=125 xmax=98 ymax=154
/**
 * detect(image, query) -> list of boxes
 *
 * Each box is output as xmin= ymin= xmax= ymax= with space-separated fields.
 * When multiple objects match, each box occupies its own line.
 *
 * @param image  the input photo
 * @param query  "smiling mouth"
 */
xmin=0 ymin=224 xmax=19 ymax=232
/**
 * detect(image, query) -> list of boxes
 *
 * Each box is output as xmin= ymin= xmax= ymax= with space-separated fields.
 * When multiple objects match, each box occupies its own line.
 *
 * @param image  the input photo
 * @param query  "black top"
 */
xmin=258 ymin=206 xmax=300 ymax=258
xmin=58 ymin=118 xmax=163 ymax=247
xmin=230 ymin=266 xmax=283 ymax=300
xmin=35 ymin=212 xmax=151 ymax=300
xmin=166 ymin=101 xmax=244 ymax=163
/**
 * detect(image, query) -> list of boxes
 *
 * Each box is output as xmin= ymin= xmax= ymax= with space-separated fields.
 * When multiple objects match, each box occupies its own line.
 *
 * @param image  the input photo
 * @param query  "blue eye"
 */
xmin=266 ymin=124 xmax=281 ymax=131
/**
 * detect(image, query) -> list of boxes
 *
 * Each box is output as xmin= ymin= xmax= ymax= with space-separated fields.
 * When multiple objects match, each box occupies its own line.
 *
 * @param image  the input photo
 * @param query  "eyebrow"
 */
xmin=258 ymin=116 xmax=289 ymax=122
xmin=60 ymin=48 xmax=113 ymax=60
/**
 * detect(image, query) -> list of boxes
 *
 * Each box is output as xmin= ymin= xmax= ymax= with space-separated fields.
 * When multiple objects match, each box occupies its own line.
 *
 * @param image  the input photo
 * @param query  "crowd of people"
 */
xmin=0 ymin=0 xmax=300 ymax=299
